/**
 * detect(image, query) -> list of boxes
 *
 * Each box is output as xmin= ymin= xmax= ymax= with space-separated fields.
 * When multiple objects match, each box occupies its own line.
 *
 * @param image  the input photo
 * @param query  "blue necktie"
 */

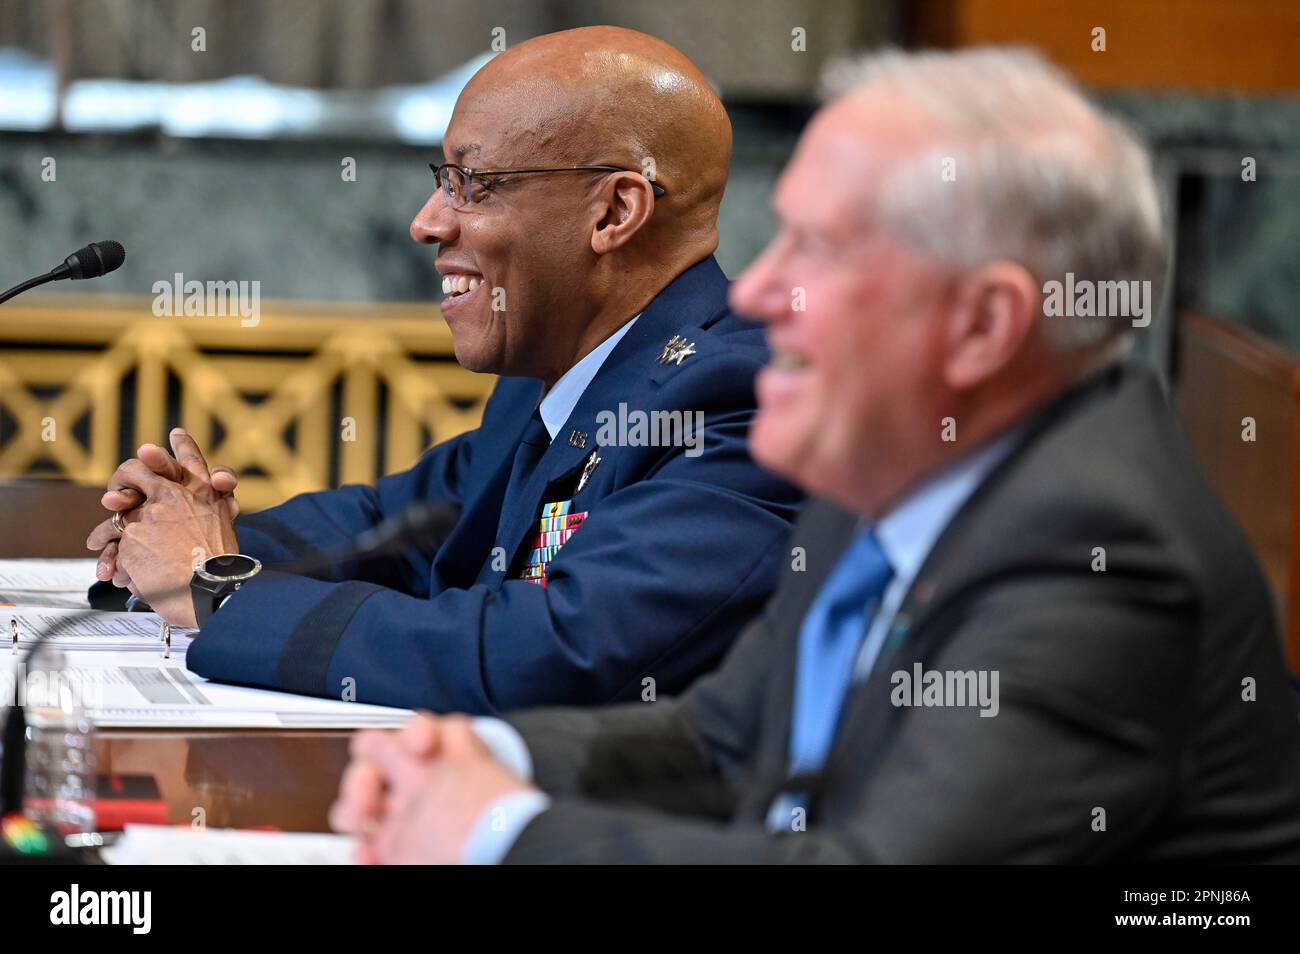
xmin=768 ymin=528 xmax=894 ymax=830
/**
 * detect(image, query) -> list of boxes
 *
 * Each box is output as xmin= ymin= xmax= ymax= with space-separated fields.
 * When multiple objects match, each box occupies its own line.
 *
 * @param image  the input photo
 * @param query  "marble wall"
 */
xmin=2 ymin=94 xmax=1297 ymax=353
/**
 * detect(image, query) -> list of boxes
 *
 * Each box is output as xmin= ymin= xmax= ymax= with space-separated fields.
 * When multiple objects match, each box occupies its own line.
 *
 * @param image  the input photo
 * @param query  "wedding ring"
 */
xmin=111 ymin=510 xmax=129 ymax=535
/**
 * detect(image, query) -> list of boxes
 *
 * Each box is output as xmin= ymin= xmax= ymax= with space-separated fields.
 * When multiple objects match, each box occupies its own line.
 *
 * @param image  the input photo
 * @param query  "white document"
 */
xmin=107 ymin=825 xmax=357 ymax=865
xmin=2 ymin=607 xmax=413 ymax=728
xmin=4 ymin=649 xmax=413 ymax=728
xmin=0 ymin=558 xmax=99 ymax=592
xmin=0 ymin=558 xmax=98 ymax=608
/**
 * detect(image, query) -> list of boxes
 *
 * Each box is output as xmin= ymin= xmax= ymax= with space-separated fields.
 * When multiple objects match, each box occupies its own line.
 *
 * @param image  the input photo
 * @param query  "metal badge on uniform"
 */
xmin=519 ymin=498 xmax=589 ymax=588
xmin=657 ymin=335 xmax=696 ymax=366
xmin=574 ymin=450 xmax=601 ymax=494
xmin=568 ymin=430 xmax=587 ymax=449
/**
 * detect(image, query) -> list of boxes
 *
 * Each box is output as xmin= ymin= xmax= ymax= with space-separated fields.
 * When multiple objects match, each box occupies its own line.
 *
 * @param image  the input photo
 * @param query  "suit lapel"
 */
xmin=739 ymin=500 xmax=860 ymax=814
xmin=491 ymin=425 xmax=591 ymax=561
xmin=433 ymin=384 xmax=545 ymax=589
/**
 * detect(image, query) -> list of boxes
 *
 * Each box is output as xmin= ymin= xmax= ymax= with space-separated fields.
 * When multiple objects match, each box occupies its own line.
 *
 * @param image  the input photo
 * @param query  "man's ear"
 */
xmin=942 ymin=262 xmax=1039 ymax=391
xmin=590 ymin=173 xmax=656 ymax=255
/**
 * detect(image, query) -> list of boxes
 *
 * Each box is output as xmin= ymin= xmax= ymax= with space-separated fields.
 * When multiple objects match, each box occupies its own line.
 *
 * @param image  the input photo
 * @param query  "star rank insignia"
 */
xmin=657 ymin=335 xmax=697 ymax=366
xmin=574 ymin=450 xmax=601 ymax=494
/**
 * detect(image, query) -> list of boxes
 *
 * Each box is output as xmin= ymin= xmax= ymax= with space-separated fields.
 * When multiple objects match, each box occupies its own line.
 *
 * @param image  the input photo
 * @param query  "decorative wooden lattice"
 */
xmin=0 ymin=296 xmax=494 ymax=512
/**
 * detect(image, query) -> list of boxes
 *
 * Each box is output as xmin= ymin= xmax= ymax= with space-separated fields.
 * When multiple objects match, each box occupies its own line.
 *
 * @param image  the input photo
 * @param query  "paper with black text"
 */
xmin=0 ymin=558 xmax=98 ymax=608
xmin=3 ymin=648 xmax=414 ymax=728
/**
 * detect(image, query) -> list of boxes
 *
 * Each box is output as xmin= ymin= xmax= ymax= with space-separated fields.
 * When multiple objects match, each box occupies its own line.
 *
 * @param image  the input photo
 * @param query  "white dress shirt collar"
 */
xmin=537 ymin=314 xmax=641 ymax=441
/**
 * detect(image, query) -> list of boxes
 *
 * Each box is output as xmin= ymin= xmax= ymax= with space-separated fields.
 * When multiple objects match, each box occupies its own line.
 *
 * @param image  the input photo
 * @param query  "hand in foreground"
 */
xmin=330 ymin=713 xmax=535 ymax=864
xmin=85 ymin=428 xmax=240 ymax=626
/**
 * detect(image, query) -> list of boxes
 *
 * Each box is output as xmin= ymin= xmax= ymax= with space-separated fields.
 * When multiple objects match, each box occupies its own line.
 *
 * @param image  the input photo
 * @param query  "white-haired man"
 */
xmin=330 ymin=47 xmax=1300 ymax=863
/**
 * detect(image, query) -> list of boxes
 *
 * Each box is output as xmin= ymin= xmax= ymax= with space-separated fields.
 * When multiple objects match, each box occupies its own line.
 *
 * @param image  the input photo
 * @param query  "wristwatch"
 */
xmin=190 ymin=553 xmax=262 ymax=627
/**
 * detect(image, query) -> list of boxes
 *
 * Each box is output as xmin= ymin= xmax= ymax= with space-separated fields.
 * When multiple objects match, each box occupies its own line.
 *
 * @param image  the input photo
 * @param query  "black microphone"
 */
xmin=326 ymin=500 xmax=461 ymax=566
xmin=0 ymin=498 xmax=460 ymax=817
xmin=0 ymin=241 xmax=127 ymax=305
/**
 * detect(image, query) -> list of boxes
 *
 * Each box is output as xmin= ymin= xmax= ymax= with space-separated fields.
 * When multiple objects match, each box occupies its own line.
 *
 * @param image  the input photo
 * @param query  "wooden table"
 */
xmin=96 ymin=730 xmax=351 ymax=833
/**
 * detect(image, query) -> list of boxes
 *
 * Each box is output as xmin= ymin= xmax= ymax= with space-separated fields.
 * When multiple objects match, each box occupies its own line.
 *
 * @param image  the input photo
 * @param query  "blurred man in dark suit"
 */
xmin=332 ymin=47 xmax=1300 ymax=863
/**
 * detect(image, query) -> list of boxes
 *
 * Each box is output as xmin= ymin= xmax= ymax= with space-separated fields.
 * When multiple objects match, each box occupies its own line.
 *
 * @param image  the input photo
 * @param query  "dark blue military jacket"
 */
xmin=186 ymin=257 xmax=802 ymax=712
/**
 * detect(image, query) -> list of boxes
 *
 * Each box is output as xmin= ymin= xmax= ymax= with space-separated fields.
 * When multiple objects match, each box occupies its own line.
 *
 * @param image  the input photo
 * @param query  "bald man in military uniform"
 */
xmin=87 ymin=27 xmax=802 ymax=713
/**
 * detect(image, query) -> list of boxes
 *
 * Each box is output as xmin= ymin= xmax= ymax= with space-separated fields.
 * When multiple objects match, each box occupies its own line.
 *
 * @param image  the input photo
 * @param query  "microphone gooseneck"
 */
xmin=0 ymin=241 xmax=128 ymax=305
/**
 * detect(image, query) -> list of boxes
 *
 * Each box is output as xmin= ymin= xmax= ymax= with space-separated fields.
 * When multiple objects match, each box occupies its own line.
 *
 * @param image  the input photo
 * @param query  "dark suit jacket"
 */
xmin=184 ymin=257 xmax=803 ymax=712
xmin=503 ymin=362 xmax=1300 ymax=862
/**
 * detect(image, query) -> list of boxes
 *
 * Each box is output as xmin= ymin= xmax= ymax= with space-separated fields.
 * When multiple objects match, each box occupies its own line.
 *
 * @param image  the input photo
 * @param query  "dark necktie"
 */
xmin=495 ymin=410 xmax=551 ymax=543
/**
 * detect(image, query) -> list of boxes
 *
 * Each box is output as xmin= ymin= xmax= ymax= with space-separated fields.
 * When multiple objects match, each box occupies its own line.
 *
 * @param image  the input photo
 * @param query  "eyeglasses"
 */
xmin=429 ymin=162 xmax=666 ymax=209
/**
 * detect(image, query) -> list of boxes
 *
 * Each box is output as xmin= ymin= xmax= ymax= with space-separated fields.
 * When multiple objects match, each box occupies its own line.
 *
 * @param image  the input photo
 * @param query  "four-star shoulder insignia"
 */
xmin=657 ymin=335 xmax=697 ymax=366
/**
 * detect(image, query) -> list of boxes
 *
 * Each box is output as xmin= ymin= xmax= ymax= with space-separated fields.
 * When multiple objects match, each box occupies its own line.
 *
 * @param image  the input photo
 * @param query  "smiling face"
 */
xmin=408 ymin=27 xmax=733 ymax=384
xmin=728 ymin=97 xmax=961 ymax=516
xmin=410 ymin=84 xmax=606 ymax=380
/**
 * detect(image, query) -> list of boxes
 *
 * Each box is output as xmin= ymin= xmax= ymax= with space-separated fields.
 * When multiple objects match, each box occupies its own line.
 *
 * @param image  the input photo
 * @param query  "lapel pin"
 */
xmin=657 ymin=335 xmax=697 ymax=366
xmin=871 ymin=614 xmax=912 ymax=674
xmin=575 ymin=451 xmax=602 ymax=494
xmin=568 ymin=430 xmax=588 ymax=449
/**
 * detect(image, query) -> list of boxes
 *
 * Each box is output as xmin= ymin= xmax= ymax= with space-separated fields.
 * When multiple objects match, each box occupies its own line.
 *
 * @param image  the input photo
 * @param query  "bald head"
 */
xmin=455 ymin=26 xmax=733 ymax=246
xmin=412 ymin=27 xmax=734 ymax=384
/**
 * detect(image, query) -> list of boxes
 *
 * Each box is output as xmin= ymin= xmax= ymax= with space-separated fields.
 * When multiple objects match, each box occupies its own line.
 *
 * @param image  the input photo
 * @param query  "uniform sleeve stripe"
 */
xmin=276 ymin=581 xmax=385 ymax=696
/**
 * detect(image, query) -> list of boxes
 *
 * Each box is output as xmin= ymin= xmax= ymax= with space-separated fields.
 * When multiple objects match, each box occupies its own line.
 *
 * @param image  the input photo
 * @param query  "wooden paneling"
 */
xmin=1179 ymin=312 xmax=1300 ymax=670
xmin=0 ymin=480 xmax=106 ymax=558
xmin=912 ymin=0 xmax=1300 ymax=93
xmin=0 ymin=296 xmax=495 ymax=513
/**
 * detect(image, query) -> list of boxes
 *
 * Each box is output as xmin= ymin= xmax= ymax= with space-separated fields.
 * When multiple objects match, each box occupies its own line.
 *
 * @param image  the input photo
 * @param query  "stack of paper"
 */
xmin=0 ymin=558 xmax=97 ymax=608
xmin=1 ymin=561 xmax=414 ymax=730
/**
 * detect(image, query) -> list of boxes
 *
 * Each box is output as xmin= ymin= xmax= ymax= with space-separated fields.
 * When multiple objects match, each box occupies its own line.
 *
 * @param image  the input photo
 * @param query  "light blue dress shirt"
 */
xmin=466 ymin=426 xmax=1021 ymax=859
xmin=461 ymin=718 xmax=551 ymax=864
xmin=851 ymin=427 xmax=1021 ymax=680
xmin=537 ymin=315 xmax=640 ymax=440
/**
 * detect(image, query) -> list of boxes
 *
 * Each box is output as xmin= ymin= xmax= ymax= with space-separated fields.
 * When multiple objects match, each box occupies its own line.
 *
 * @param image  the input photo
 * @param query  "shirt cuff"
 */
xmin=460 ymin=790 xmax=551 ymax=865
xmin=470 ymin=716 xmax=534 ymax=780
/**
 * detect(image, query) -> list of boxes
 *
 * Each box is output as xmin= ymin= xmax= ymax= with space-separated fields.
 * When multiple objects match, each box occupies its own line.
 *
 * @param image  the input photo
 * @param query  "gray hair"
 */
xmin=821 ymin=47 xmax=1168 ymax=351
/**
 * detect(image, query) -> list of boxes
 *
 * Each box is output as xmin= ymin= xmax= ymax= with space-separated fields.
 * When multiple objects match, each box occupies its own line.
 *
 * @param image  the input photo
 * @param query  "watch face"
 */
xmin=202 ymin=554 xmax=259 ymax=580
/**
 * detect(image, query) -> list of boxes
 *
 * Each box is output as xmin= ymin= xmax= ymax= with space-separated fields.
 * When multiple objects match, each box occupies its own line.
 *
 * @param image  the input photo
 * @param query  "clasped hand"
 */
xmin=85 ymin=427 xmax=241 ymax=628
xmin=330 ymin=713 xmax=535 ymax=864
